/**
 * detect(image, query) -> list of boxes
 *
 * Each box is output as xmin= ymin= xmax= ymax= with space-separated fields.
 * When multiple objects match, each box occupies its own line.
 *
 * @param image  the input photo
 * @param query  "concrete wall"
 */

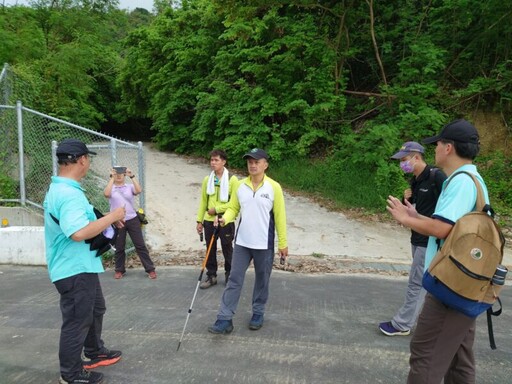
xmin=0 ymin=226 xmax=46 ymax=265
xmin=0 ymin=207 xmax=44 ymax=226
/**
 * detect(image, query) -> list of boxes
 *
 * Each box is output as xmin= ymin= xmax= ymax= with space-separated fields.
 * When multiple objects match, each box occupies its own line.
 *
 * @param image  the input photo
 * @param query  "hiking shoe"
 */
xmin=59 ymin=369 xmax=104 ymax=384
xmin=208 ymin=319 xmax=233 ymax=334
xmin=83 ymin=348 xmax=122 ymax=369
xmin=114 ymin=271 xmax=124 ymax=279
xmin=379 ymin=321 xmax=410 ymax=336
xmin=148 ymin=271 xmax=157 ymax=279
xmin=249 ymin=313 xmax=264 ymax=330
xmin=200 ymin=276 xmax=217 ymax=289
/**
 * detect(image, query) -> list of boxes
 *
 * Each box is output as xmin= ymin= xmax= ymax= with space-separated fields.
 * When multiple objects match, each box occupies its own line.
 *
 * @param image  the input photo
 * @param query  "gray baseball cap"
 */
xmin=390 ymin=141 xmax=424 ymax=159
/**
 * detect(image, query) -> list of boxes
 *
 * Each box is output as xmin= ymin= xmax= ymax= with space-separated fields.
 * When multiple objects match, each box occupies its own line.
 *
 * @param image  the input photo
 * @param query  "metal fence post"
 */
xmin=138 ymin=141 xmax=145 ymax=210
xmin=1 ymin=63 xmax=10 ymax=104
xmin=52 ymin=140 xmax=58 ymax=176
xmin=110 ymin=138 xmax=117 ymax=166
xmin=16 ymin=100 xmax=26 ymax=206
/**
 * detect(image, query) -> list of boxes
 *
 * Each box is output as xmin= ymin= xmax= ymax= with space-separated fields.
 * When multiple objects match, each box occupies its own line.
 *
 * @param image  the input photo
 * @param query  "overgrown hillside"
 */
xmin=1 ymin=0 xmax=511 ymax=223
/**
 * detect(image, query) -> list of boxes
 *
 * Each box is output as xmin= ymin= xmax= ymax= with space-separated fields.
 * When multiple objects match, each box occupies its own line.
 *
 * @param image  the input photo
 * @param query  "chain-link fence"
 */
xmin=0 ymin=63 xmax=36 ymax=108
xmin=0 ymin=63 xmax=146 ymax=220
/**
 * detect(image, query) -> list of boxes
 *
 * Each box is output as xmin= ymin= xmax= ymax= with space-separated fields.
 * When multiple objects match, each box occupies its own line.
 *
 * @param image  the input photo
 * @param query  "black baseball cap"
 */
xmin=56 ymin=138 xmax=97 ymax=159
xmin=242 ymin=148 xmax=268 ymax=160
xmin=422 ymin=119 xmax=480 ymax=145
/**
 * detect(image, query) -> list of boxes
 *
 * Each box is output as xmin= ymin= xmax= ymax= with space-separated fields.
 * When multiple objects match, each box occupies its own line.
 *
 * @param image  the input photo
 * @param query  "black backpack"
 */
xmin=50 ymin=207 xmax=118 ymax=257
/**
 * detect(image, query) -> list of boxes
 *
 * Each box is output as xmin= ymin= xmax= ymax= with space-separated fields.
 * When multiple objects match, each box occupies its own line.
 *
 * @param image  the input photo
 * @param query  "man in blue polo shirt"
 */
xmin=44 ymin=139 xmax=126 ymax=384
xmin=386 ymin=120 xmax=488 ymax=383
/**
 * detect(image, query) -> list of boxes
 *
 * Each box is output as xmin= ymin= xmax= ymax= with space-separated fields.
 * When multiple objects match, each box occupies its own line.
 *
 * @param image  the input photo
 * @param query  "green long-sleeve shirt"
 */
xmin=196 ymin=174 xmax=239 ymax=223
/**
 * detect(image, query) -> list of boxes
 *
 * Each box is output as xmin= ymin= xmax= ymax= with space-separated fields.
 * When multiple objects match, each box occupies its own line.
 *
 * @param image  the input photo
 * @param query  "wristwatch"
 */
xmin=129 ymin=175 xmax=135 ymax=179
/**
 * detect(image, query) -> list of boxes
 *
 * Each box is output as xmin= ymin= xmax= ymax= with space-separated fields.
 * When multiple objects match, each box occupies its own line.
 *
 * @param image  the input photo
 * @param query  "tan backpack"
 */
xmin=422 ymin=171 xmax=507 ymax=347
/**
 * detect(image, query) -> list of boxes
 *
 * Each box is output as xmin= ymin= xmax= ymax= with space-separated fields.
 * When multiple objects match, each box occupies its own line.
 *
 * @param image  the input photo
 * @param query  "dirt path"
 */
xmin=139 ymin=144 xmax=511 ymax=274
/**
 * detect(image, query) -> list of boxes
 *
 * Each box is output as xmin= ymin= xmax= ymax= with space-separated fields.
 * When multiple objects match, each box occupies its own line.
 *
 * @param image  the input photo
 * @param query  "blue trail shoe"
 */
xmin=379 ymin=321 xmax=410 ymax=336
xmin=249 ymin=313 xmax=264 ymax=330
xmin=208 ymin=319 xmax=234 ymax=334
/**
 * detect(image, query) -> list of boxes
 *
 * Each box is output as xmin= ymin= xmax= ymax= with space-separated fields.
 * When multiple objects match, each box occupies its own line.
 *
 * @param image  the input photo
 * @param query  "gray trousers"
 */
xmin=391 ymin=245 xmax=427 ymax=331
xmin=407 ymin=294 xmax=476 ymax=384
xmin=217 ymin=245 xmax=274 ymax=320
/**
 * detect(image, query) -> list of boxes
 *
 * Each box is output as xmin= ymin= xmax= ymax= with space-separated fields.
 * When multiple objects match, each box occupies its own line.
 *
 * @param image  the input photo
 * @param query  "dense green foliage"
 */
xmin=1 ymin=0 xmax=512 ymax=219
xmin=0 ymin=173 xmax=17 ymax=201
xmin=0 ymin=0 xmax=152 ymax=127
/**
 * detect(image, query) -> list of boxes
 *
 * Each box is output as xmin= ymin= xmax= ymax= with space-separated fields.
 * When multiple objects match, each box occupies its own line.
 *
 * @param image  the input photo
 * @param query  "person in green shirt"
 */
xmin=196 ymin=149 xmax=238 ymax=288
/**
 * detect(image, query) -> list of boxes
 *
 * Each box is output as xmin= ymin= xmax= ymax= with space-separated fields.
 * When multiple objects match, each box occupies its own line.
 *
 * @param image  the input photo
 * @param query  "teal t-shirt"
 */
xmin=424 ymin=164 xmax=490 ymax=270
xmin=43 ymin=176 xmax=104 ymax=282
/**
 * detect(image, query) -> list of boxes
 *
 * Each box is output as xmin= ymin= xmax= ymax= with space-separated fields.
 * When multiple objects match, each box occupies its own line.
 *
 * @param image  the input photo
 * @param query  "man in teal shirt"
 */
xmin=44 ymin=139 xmax=125 ymax=384
xmin=387 ymin=120 xmax=487 ymax=383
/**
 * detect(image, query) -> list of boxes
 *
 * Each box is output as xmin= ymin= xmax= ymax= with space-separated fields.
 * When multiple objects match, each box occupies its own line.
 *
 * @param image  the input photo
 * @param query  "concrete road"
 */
xmin=1 ymin=265 xmax=511 ymax=384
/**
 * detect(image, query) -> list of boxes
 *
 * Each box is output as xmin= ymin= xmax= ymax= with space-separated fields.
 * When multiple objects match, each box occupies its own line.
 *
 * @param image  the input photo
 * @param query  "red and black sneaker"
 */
xmin=83 ymin=348 xmax=122 ymax=370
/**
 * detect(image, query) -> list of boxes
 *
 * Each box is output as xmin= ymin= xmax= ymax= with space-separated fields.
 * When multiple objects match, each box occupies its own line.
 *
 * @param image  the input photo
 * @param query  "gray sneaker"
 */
xmin=200 ymin=276 xmax=217 ymax=289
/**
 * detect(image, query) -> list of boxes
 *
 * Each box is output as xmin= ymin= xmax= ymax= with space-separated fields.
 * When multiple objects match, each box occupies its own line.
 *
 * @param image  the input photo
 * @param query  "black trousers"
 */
xmin=54 ymin=273 xmax=106 ymax=380
xmin=115 ymin=216 xmax=155 ymax=273
xmin=203 ymin=220 xmax=234 ymax=277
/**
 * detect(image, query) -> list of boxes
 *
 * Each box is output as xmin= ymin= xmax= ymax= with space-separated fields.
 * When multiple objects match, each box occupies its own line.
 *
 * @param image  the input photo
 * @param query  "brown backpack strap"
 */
xmin=447 ymin=171 xmax=505 ymax=260
xmin=444 ymin=171 xmax=486 ymax=212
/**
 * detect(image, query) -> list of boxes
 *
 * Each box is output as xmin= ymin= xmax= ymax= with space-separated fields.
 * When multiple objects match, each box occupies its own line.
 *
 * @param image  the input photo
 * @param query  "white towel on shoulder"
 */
xmin=206 ymin=168 xmax=230 ymax=202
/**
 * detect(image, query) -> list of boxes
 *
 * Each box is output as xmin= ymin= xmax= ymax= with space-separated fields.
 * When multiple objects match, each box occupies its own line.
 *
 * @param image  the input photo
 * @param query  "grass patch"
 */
xmin=268 ymin=157 xmax=391 ymax=213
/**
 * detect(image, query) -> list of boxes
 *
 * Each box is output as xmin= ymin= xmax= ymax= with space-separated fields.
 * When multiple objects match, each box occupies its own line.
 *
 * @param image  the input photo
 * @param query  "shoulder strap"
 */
xmin=487 ymin=297 xmax=502 ymax=350
xmin=428 ymin=168 xmax=439 ymax=199
xmin=50 ymin=207 xmax=102 ymax=225
xmin=444 ymin=171 xmax=488 ymax=213
xmin=50 ymin=213 xmax=60 ymax=225
xmin=428 ymin=167 xmax=437 ymax=183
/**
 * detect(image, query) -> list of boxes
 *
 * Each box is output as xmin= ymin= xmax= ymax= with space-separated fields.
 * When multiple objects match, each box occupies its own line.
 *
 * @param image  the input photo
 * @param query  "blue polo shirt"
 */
xmin=424 ymin=164 xmax=489 ymax=270
xmin=43 ymin=176 xmax=104 ymax=282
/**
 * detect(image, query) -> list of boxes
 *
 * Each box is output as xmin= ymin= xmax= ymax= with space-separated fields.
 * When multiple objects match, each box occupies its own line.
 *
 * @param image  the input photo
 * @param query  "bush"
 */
xmin=269 ymin=155 xmax=408 ymax=212
xmin=0 ymin=174 xmax=17 ymax=201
